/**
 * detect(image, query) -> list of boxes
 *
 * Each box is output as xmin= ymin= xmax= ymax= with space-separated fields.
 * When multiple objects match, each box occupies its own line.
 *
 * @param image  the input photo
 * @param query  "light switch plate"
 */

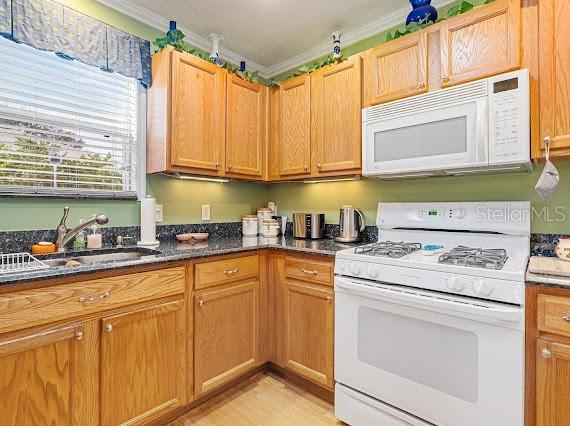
xmin=155 ymin=204 xmax=163 ymax=222
xmin=201 ymin=204 xmax=211 ymax=221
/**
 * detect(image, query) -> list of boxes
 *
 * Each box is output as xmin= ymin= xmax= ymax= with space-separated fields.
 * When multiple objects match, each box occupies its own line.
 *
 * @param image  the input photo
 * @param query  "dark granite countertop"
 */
xmin=0 ymin=236 xmax=363 ymax=287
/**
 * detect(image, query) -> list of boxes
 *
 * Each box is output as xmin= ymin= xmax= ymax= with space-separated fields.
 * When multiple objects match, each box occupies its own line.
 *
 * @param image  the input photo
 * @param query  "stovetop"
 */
xmin=438 ymin=246 xmax=508 ymax=270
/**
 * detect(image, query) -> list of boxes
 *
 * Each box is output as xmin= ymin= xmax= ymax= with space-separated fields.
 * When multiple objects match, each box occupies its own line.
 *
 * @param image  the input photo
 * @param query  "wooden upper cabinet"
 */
xmin=0 ymin=323 xmax=96 ymax=426
xmin=537 ymin=0 xmax=570 ymax=157
xmin=170 ymin=51 xmax=226 ymax=172
xmin=284 ymin=281 xmax=334 ymax=389
xmin=100 ymin=300 xmax=187 ymax=425
xmin=440 ymin=0 xmax=520 ymax=88
xmin=364 ymin=31 xmax=428 ymax=106
xmin=278 ymin=74 xmax=312 ymax=176
xmin=226 ymin=75 xmax=266 ymax=177
xmin=311 ymin=57 xmax=362 ymax=174
xmin=194 ymin=281 xmax=259 ymax=396
xmin=536 ymin=339 xmax=570 ymax=426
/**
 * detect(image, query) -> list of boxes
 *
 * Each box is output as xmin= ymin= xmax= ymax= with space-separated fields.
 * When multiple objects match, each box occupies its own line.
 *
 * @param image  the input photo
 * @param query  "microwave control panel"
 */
xmin=488 ymin=69 xmax=530 ymax=164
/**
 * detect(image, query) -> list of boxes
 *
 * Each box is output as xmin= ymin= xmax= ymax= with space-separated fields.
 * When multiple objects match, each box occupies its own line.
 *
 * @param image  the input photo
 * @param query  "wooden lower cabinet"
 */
xmin=0 ymin=322 xmax=96 ymax=426
xmin=100 ymin=299 xmax=187 ymax=425
xmin=284 ymin=281 xmax=334 ymax=389
xmin=536 ymin=339 xmax=570 ymax=426
xmin=194 ymin=280 xmax=259 ymax=396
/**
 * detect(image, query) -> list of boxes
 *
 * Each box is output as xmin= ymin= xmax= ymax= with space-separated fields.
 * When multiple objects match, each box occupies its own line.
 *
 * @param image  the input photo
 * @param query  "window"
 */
xmin=0 ymin=36 xmax=142 ymax=199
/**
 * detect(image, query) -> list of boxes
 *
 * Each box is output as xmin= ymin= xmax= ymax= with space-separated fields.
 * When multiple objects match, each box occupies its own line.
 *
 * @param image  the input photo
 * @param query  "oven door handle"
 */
xmin=335 ymin=277 xmax=522 ymax=323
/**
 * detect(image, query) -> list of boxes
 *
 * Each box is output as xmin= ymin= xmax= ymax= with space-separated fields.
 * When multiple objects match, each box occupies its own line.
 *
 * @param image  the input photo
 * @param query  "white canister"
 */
xmin=556 ymin=237 xmax=570 ymax=261
xmin=242 ymin=215 xmax=258 ymax=237
xmin=268 ymin=201 xmax=277 ymax=215
xmin=262 ymin=219 xmax=280 ymax=238
xmin=257 ymin=208 xmax=273 ymax=235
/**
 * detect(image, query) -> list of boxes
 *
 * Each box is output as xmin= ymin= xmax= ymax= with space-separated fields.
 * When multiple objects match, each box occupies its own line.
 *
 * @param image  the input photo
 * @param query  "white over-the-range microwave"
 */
xmin=362 ymin=69 xmax=532 ymax=179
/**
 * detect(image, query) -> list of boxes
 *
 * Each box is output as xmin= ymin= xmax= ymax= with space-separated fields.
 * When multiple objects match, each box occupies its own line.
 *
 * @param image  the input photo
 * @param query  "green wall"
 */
xmin=2 ymin=0 xmax=569 ymax=236
xmin=268 ymin=164 xmax=570 ymax=234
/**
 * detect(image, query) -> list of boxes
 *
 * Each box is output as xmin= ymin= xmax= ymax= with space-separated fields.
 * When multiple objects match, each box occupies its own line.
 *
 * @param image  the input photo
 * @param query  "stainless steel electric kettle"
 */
xmin=335 ymin=206 xmax=366 ymax=242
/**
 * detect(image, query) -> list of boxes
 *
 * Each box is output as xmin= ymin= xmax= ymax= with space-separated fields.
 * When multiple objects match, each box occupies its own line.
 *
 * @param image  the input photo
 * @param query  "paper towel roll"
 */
xmin=138 ymin=197 xmax=159 ymax=246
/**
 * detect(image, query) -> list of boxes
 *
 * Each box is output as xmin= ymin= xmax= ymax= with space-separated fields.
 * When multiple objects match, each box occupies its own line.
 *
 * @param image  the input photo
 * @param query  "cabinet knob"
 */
xmin=417 ymin=81 xmax=425 ymax=89
xmin=215 ymin=162 xmax=221 ymax=168
xmin=105 ymin=323 xmax=113 ymax=333
xmin=316 ymin=163 xmax=322 ymax=169
xmin=326 ymin=295 xmax=332 ymax=303
xmin=544 ymin=136 xmax=552 ymax=146
xmin=441 ymin=76 xmax=449 ymax=83
xmin=304 ymin=165 xmax=309 ymax=171
xmin=562 ymin=315 xmax=570 ymax=322
xmin=75 ymin=331 xmax=84 ymax=341
xmin=198 ymin=299 xmax=204 ymax=307
xmin=228 ymin=164 xmax=233 ymax=170
xmin=541 ymin=348 xmax=552 ymax=359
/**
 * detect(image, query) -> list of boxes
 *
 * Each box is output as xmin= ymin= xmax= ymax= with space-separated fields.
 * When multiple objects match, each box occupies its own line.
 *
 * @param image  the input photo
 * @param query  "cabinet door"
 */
xmin=536 ymin=339 xmax=570 ymax=426
xmin=194 ymin=281 xmax=259 ymax=396
xmin=171 ymin=51 xmax=226 ymax=172
xmin=537 ymin=0 xmax=570 ymax=157
xmin=278 ymin=74 xmax=312 ymax=176
xmin=284 ymin=281 xmax=334 ymax=389
xmin=363 ymin=32 xmax=428 ymax=106
xmin=311 ymin=57 xmax=362 ymax=174
xmin=100 ymin=300 xmax=187 ymax=426
xmin=226 ymin=75 xmax=265 ymax=177
xmin=0 ymin=323 xmax=95 ymax=426
xmin=440 ymin=0 xmax=520 ymax=87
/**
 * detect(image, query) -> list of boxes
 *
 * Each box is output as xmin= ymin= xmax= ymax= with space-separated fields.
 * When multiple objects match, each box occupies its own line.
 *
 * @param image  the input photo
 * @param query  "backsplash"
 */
xmin=0 ymin=222 xmax=379 ymax=253
xmin=530 ymin=233 xmax=569 ymax=257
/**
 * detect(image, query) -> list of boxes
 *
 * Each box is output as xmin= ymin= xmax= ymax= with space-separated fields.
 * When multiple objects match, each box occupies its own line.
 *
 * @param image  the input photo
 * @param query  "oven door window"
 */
xmin=358 ymin=307 xmax=478 ymax=402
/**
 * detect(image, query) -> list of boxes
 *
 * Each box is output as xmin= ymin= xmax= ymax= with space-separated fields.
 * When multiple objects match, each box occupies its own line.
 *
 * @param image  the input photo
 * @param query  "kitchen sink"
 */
xmin=42 ymin=248 xmax=161 ymax=268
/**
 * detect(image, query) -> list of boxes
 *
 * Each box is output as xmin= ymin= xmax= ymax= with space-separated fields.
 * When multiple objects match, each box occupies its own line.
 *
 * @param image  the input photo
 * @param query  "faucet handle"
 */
xmin=57 ymin=207 xmax=70 ymax=229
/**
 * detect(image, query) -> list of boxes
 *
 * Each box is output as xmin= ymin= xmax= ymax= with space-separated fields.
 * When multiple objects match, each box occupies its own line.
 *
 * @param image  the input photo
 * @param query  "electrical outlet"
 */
xmin=155 ymin=204 xmax=163 ymax=222
xmin=201 ymin=204 xmax=211 ymax=221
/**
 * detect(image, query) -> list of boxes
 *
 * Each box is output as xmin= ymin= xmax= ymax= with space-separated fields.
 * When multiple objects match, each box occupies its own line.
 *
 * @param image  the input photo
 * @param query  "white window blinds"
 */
xmin=0 ymin=36 xmax=140 ymax=198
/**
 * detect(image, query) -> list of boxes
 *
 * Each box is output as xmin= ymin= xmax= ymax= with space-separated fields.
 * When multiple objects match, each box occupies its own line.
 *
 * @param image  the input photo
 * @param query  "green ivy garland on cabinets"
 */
xmin=153 ymin=29 xmax=261 ymax=83
xmin=386 ymin=0 xmax=494 ymax=41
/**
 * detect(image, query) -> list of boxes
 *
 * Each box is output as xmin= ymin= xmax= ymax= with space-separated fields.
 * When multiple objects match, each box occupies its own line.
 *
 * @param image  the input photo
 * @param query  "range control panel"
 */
xmin=418 ymin=208 xmax=467 ymax=219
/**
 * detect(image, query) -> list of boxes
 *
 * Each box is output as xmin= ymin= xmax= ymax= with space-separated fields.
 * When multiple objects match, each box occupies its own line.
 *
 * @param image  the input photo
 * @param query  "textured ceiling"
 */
xmin=127 ymin=0 xmax=410 ymax=67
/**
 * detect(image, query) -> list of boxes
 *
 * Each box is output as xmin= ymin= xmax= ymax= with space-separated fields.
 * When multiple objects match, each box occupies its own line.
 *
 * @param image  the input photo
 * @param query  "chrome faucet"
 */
xmin=55 ymin=207 xmax=109 ymax=252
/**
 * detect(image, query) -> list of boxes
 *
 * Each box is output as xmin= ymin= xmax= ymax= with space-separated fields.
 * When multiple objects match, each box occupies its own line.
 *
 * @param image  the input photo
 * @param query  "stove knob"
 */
xmin=446 ymin=275 xmax=465 ymax=292
xmin=472 ymin=278 xmax=493 ymax=297
xmin=349 ymin=262 xmax=362 ymax=276
xmin=366 ymin=264 xmax=380 ymax=279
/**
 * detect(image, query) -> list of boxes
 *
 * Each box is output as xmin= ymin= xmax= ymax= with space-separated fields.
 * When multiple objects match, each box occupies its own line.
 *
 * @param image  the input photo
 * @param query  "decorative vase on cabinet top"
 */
xmin=406 ymin=0 xmax=438 ymax=25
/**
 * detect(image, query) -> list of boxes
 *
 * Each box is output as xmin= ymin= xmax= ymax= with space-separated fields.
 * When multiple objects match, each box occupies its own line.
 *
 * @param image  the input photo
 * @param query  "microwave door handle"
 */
xmin=335 ymin=277 xmax=521 ymax=323
xmin=355 ymin=209 xmax=366 ymax=232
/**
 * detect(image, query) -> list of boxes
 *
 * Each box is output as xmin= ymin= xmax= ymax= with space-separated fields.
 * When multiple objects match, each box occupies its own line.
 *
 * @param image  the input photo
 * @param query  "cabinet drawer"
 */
xmin=0 ymin=267 xmax=185 ymax=334
xmin=538 ymin=294 xmax=570 ymax=338
xmin=285 ymin=256 xmax=332 ymax=286
xmin=195 ymin=255 xmax=259 ymax=289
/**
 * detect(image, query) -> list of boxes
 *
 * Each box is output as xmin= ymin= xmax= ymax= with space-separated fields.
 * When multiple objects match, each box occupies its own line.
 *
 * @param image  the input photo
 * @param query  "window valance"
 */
xmin=0 ymin=0 xmax=151 ymax=87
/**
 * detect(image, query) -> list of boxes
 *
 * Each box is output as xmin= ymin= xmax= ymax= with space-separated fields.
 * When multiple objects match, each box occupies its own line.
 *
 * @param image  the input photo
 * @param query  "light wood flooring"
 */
xmin=168 ymin=373 xmax=339 ymax=425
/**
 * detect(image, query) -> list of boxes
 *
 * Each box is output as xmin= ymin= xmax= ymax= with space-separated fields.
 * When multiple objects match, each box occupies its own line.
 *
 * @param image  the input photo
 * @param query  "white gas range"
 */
xmin=334 ymin=201 xmax=530 ymax=426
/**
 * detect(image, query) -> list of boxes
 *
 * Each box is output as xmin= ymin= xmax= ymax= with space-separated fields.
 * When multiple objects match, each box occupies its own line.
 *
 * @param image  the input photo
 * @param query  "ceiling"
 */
xmin=99 ymin=0 xmax=448 ymax=77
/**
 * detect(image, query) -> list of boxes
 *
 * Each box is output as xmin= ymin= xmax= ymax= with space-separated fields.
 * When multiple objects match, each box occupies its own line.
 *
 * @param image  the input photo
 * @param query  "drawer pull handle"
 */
xmin=198 ymin=299 xmax=204 ymax=307
xmin=105 ymin=323 xmax=113 ymax=333
xmin=562 ymin=315 xmax=570 ymax=322
xmin=417 ymin=81 xmax=425 ymax=89
xmin=300 ymin=268 xmax=318 ymax=275
xmin=541 ymin=348 xmax=552 ymax=359
xmin=78 ymin=291 xmax=110 ymax=304
xmin=442 ymin=76 xmax=449 ymax=83
xmin=224 ymin=268 xmax=240 ymax=276
xmin=75 ymin=331 xmax=84 ymax=341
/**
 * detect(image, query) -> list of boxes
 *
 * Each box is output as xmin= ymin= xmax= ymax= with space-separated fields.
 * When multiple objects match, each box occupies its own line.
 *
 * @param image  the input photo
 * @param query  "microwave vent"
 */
xmin=363 ymin=79 xmax=488 ymax=122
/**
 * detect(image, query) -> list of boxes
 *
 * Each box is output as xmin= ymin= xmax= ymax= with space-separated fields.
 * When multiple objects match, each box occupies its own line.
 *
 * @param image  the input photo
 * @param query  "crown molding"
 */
xmin=96 ymin=0 xmax=454 ymax=80
xmin=95 ymin=0 xmax=274 ymax=78
xmin=265 ymin=0 xmax=453 ymax=78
